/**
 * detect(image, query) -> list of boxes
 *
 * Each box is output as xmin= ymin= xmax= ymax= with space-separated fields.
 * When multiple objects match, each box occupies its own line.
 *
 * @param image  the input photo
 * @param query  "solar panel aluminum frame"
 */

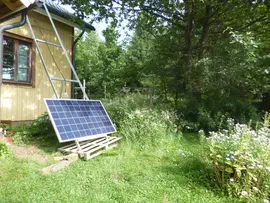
xmin=44 ymin=98 xmax=117 ymax=143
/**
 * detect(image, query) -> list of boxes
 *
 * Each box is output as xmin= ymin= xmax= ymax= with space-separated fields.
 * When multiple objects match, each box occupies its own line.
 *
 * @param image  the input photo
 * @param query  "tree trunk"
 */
xmin=183 ymin=0 xmax=194 ymax=92
xmin=198 ymin=5 xmax=211 ymax=60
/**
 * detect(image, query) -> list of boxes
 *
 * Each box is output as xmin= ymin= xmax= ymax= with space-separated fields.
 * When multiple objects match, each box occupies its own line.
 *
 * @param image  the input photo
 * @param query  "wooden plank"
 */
xmin=76 ymin=137 xmax=107 ymax=151
xmin=57 ymin=136 xmax=121 ymax=160
xmin=80 ymin=137 xmax=111 ymax=152
xmin=58 ymin=137 xmax=107 ymax=152
xmin=2 ymin=0 xmax=21 ymax=11
xmin=0 ymin=6 xmax=11 ymax=15
xmin=1 ymin=12 xmax=73 ymax=122
xmin=58 ymin=140 xmax=89 ymax=150
xmin=40 ymin=160 xmax=74 ymax=175
xmin=87 ymin=137 xmax=120 ymax=154
xmin=85 ymin=143 xmax=119 ymax=160
xmin=80 ymin=137 xmax=113 ymax=152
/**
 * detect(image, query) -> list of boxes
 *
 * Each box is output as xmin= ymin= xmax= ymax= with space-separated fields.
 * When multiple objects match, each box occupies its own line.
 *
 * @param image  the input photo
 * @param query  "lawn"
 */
xmin=0 ymin=133 xmax=235 ymax=203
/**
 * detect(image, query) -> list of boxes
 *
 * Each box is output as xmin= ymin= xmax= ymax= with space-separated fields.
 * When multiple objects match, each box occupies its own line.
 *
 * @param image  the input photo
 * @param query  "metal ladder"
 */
xmin=26 ymin=2 xmax=88 ymax=100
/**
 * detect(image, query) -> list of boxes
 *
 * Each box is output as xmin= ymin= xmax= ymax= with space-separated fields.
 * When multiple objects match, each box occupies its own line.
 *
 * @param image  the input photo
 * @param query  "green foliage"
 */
xmin=179 ymin=96 xmax=262 ymax=133
xmin=105 ymin=94 xmax=177 ymax=145
xmin=30 ymin=113 xmax=55 ymax=138
xmin=12 ymin=113 xmax=55 ymax=144
xmin=105 ymin=93 xmax=153 ymax=127
xmin=0 ymin=123 xmax=12 ymax=131
xmin=65 ymin=0 xmax=269 ymax=133
xmin=0 ymin=133 xmax=236 ymax=203
xmin=12 ymin=124 xmax=32 ymax=144
xmin=75 ymin=26 xmax=126 ymax=98
xmin=0 ymin=141 xmax=10 ymax=158
xmin=201 ymin=113 xmax=270 ymax=201
xmin=118 ymin=109 xmax=177 ymax=145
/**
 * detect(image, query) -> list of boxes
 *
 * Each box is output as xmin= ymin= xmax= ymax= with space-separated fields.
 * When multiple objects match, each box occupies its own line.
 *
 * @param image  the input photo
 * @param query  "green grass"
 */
xmin=0 ymin=133 xmax=236 ymax=203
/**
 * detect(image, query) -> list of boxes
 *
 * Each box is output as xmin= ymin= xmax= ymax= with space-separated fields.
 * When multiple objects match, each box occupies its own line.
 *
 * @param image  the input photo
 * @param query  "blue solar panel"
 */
xmin=44 ymin=99 xmax=116 ymax=142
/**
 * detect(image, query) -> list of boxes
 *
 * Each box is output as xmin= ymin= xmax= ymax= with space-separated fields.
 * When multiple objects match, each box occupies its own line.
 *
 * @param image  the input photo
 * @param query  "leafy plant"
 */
xmin=201 ymin=113 xmax=270 ymax=201
xmin=0 ymin=141 xmax=10 ymax=158
xmin=12 ymin=125 xmax=32 ymax=144
xmin=105 ymin=94 xmax=178 ymax=146
xmin=119 ymin=109 xmax=177 ymax=146
xmin=12 ymin=113 xmax=55 ymax=144
xmin=30 ymin=113 xmax=55 ymax=139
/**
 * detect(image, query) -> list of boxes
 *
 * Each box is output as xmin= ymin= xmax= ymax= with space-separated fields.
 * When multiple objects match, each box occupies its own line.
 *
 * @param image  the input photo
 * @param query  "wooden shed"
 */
xmin=0 ymin=0 xmax=94 ymax=125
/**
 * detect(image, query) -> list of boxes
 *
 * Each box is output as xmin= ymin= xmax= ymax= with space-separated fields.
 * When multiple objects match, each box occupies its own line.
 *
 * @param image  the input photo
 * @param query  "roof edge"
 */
xmin=35 ymin=0 xmax=95 ymax=31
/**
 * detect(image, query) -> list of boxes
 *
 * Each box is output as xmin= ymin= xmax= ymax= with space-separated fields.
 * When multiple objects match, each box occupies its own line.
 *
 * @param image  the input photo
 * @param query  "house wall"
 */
xmin=0 ymin=11 xmax=73 ymax=121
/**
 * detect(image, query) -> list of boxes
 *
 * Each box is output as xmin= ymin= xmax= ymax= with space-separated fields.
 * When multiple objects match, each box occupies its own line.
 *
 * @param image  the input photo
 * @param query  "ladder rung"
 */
xmin=51 ymin=77 xmax=80 ymax=83
xmin=36 ymin=39 xmax=62 ymax=48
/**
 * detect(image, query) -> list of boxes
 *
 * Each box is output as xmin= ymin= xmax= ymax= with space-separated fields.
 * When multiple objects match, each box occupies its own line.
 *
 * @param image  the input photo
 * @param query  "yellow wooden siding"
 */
xmin=0 ymin=11 xmax=73 ymax=121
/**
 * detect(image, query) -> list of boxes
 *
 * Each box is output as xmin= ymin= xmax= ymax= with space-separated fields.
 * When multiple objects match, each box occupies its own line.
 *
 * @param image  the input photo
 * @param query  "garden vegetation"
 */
xmin=1 ymin=0 xmax=270 ymax=202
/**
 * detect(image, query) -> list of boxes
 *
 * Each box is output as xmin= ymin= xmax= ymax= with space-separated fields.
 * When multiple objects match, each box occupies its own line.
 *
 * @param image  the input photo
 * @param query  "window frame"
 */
xmin=2 ymin=32 xmax=35 ymax=87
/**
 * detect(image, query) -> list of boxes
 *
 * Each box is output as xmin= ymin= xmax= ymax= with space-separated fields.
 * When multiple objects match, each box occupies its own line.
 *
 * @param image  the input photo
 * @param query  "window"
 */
xmin=2 ymin=32 xmax=35 ymax=86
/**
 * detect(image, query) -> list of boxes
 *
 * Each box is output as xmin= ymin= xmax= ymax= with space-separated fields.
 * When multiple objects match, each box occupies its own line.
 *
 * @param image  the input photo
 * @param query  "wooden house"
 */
xmin=0 ymin=0 xmax=94 ymax=125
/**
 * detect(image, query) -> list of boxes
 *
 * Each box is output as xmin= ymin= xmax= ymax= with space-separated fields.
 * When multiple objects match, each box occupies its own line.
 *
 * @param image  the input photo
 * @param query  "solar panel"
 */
xmin=44 ymin=99 xmax=116 ymax=143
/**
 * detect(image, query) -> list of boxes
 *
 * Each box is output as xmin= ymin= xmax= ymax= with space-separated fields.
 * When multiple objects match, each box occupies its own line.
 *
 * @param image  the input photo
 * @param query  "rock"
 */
xmin=40 ymin=160 xmax=73 ymax=175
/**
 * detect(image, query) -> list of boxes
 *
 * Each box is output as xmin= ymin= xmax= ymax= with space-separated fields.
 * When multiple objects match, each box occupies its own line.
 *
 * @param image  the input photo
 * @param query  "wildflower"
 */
xmin=198 ymin=129 xmax=204 ymax=135
xmin=252 ymin=187 xmax=259 ymax=192
xmin=241 ymin=191 xmax=248 ymax=196
xmin=257 ymin=165 xmax=263 ymax=169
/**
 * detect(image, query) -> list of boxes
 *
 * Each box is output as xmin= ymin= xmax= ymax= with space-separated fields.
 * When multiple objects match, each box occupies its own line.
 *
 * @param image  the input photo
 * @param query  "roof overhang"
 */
xmin=0 ymin=0 xmax=95 ymax=31
xmin=32 ymin=7 xmax=92 ymax=30
xmin=0 ymin=0 xmax=35 ymax=17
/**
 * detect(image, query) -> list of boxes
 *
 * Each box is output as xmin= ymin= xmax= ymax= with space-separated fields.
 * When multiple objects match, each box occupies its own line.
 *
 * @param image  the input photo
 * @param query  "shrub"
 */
xmin=104 ymin=94 xmax=178 ymax=146
xmin=179 ymin=95 xmax=263 ymax=133
xmin=0 ymin=141 xmax=10 ymax=158
xmin=118 ymin=109 xmax=177 ymax=145
xmin=201 ymin=113 xmax=270 ymax=201
xmin=12 ymin=113 xmax=55 ymax=143
xmin=104 ymin=93 xmax=155 ymax=129
xmin=30 ymin=112 xmax=55 ymax=139
xmin=12 ymin=124 xmax=32 ymax=143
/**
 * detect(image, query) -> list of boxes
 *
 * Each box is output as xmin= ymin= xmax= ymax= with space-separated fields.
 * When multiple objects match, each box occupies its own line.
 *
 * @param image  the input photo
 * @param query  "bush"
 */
xmin=0 ymin=141 xmax=10 ymax=158
xmin=118 ymin=109 xmax=177 ymax=145
xmin=12 ymin=113 xmax=55 ymax=143
xmin=201 ymin=113 xmax=270 ymax=201
xmin=179 ymin=95 xmax=263 ymax=133
xmin=30 ymin=113 xmax=55 ymax=138
xmin=104 ymin=94 xmax=178 ymax=146
xmin=104 ymin=93 xmax=155 ymax=129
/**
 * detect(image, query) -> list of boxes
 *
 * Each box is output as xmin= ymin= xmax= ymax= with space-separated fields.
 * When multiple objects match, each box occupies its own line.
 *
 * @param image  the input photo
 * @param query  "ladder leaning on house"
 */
xmin=26 ymin=1 xmax=88 ymax=100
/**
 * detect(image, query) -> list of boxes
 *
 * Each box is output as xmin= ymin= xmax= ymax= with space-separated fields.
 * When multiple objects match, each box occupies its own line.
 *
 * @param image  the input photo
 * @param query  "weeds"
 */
xmin=0 ymin=141 xmax=10 ymax=158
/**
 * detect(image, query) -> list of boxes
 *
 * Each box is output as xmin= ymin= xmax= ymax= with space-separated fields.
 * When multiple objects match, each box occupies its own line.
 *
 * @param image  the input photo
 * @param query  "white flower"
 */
xmin=241 ymin=191 xmax=248 ymax=196
xmin=252 ymin=187 xmax=259 ymax=192
xmin=257 ymin=165 xmax=263 ymax=169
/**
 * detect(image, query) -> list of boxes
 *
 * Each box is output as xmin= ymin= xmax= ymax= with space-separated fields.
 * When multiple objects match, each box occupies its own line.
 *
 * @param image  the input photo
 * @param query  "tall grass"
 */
xmin=0 ymin=94 xmax=239 ymax=202
xmin=104 ymin=94 xmax=178 ymax=147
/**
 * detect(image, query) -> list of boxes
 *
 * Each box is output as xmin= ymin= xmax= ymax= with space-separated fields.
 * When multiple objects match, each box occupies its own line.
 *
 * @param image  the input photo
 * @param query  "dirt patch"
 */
xmin=9 ymin=144 xmax=49 ymax=163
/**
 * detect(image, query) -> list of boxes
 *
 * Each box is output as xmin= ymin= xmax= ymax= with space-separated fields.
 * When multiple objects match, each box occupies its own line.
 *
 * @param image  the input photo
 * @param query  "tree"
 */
xmin=75 ymin=25 xmax=125 ymax=98
xmin=69 ymin=0 xmax=270 ymax=131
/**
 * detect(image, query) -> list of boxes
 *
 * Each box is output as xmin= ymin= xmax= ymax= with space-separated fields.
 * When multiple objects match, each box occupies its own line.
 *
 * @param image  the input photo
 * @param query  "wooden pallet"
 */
xmin=58 ymin=136 xmax=121 ymax=160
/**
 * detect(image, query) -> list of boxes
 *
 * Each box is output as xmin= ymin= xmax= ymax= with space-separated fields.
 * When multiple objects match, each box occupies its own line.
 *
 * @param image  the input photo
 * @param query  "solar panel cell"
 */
xmin=44 ymin=99 xmax=116 ymax=142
